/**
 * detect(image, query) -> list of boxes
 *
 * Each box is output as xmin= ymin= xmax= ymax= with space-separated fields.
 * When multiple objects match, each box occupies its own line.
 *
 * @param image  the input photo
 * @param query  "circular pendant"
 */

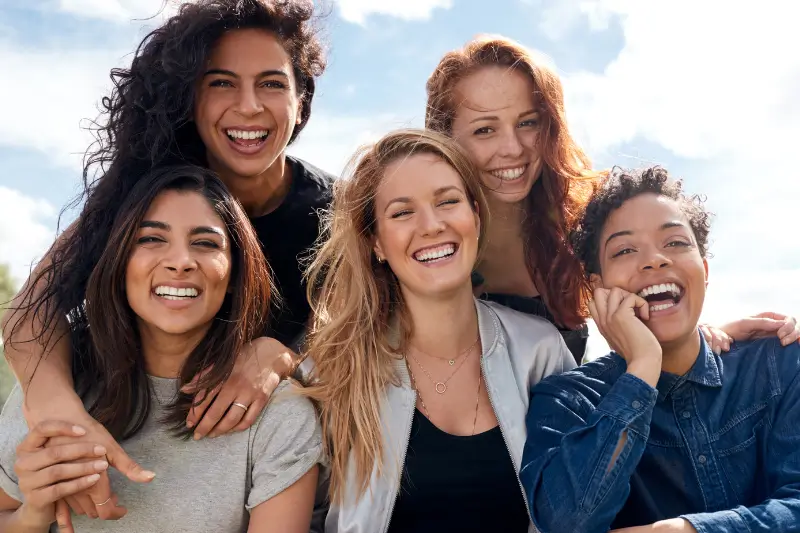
xmin=435 ymin=382 xmax=447 ymax=394
xmin=448 ymin=359 xmax=455 ymax=366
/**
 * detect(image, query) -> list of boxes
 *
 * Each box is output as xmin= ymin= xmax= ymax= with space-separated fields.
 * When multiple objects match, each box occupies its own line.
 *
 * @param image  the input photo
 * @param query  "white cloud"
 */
xmin=0 ymin=188 xmax=56 ymax=282
xmin=53 ymin=0 xmax=178 ymax=22
xmin=0 ymin=43 xmax=128 ymax=171
xmin=538 ymin=0 xmax=800 ymax=321
xmin=336 ymin=0 xmax=453 ymax=25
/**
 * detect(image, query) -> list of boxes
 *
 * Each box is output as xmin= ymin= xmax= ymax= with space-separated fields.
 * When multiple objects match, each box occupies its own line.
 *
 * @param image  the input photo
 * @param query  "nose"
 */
xmin=497 ymin=128 xmax=524 ymax=159
xmin=639 ymin=247 xmax=672 ymax=271
xmin=163 ymin=243 xmax=197 ymax=274
xmin=417 ymin=205 xmax=446 ymax=237
xmin=234 ymin=85 xmax=264 ymax=117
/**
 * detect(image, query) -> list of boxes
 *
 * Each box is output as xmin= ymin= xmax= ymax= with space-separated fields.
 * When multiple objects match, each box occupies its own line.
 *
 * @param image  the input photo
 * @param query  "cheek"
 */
xmin=375 ymin=223 xmax=410 ymax=259
xmin=208 ymin=254 xmax=232 ymax=284
xmin=520 ymin=129 xmax=541 ymax=153
xmin=124 ymin=252 xmax=153 ymax=304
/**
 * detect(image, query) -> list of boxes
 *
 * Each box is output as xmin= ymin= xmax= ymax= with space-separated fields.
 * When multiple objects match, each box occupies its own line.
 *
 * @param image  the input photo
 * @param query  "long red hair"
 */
xmin=426 ymin=34 xmax=603 ymax=328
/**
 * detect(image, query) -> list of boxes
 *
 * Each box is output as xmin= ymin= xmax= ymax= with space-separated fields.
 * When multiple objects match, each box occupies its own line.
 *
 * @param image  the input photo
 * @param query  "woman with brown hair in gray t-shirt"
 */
xmin=0 ymin=166 xmax=321 ymax=533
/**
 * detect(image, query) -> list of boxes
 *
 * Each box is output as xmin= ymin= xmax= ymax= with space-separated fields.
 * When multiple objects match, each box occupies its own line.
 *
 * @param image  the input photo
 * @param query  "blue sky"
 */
xmin=0 ymin=0 xmax=797 ymax=325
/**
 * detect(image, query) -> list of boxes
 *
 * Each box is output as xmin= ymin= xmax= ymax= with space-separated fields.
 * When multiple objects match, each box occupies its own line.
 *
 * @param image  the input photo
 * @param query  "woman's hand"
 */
xmin=35 ymin=401 xmax=155 ymax=528
xmin=184 ymin=336 xmax=297 ymax=440
xmin=13 ymin=422 xmax=108 ymax=530
xmin=703 ymin=312 xmax=799 ymax=353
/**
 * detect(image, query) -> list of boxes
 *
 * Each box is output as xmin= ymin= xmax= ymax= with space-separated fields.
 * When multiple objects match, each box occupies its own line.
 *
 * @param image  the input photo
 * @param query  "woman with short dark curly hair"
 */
xmin=2 ymin=0 xmax=334 ymax=524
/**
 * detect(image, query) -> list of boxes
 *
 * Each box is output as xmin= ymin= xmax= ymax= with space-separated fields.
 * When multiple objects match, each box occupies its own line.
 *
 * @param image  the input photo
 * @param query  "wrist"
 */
xmin=16 ymin=503 xmax=53 ymax=532
xmin=22 ymin=387 xmax=83 ymax=426
xmin=626 ymin=355 xmax=662 ymax=388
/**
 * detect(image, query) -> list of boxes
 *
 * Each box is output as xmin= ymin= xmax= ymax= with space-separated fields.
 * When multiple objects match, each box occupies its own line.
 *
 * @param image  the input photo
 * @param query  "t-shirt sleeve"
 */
xmin=0 ymin=384 xmax=29 ymax=502
xmin=246 ymin=380 xmax=322 ymax=510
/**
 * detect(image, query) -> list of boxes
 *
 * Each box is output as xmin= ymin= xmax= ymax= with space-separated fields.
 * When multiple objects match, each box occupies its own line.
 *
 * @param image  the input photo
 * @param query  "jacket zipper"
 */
xmin=481 ymin=356 xmax=538 ymax=533
xmin=382 ymin=390 xmax=416 ymax=533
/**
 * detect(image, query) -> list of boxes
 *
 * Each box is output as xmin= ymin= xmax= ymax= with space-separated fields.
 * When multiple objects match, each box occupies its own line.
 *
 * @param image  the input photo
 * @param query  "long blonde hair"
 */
xmin=426 ymin=34 xmax=602 ymax=328
xmin=303 ymin=129 xmax=489 ymax=503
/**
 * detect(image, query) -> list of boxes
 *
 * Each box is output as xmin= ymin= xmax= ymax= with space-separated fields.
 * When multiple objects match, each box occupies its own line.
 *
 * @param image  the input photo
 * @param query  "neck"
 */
xmin=208 ymin=154 xmax=292 ymax=217
xmin=477 ymin=198 xmax=538 ymax=297
xmin=138 ymin=322 xmax=210 ymax=378
xmin=660 ymin=327 xmax=702 ymax=375
xmin=403 ymin=284 xmax=479 ymax=357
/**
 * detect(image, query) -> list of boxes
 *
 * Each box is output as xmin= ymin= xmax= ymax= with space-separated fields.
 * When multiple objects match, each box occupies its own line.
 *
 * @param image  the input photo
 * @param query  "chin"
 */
xmin=648 ymin=319 xmax=697 ymax=346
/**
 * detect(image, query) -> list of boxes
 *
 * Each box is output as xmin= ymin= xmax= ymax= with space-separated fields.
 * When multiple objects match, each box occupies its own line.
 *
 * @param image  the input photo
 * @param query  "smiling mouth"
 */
xmin=413 ymin=243 xmax=458 ymax=263
xmin=154 ymin=286 xmax=200 ymax=301
xmin=225 ymin=128 xmax=270 ymax=148
xmin=490 ymin=165 xmax=528 ymax=181
xmin=638 ymin=282 xmax=684 ymax=312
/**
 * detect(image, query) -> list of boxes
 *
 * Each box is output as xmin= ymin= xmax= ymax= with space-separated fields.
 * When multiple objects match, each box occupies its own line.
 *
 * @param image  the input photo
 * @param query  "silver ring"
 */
xmin=96 ymin=497 xmax=113 ymax=506
xmin=232 ymin=402 xmax=248 ymax=411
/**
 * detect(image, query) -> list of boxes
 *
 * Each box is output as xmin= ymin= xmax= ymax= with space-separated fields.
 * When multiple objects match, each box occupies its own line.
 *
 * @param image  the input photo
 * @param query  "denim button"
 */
xmin=682 ymin=411 xmax=691 ymax=419
xmin=698 ymin=455 xmax=707 ymax=464
xmin=632 ymin=400 xmax=642 ymax=409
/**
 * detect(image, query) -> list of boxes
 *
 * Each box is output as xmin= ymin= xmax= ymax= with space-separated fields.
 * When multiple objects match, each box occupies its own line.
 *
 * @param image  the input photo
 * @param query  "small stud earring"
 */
xmin=376 ymin=255 xmax=384 ymax=263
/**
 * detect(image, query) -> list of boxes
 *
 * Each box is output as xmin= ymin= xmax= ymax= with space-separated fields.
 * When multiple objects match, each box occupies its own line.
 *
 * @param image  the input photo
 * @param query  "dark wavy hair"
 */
xmin=26 ymin=165 xmax=271 ymax=440
xmin=571 ymin=165 xmax=713 ymax=278
xmin=426 ymin=35 xmax=603 ymax=329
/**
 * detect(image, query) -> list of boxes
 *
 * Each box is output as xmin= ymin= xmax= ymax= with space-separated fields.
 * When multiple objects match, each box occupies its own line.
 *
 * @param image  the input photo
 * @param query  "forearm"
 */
xmin=682 ymin=494 xmax=800 ymax=533
xmin=2 ymin=278 xmax=79 ymax=422
xmin=0 ymin=508 xmax=51 ymax=533
xmin=521 ymin=374 xmax=658 ymax=533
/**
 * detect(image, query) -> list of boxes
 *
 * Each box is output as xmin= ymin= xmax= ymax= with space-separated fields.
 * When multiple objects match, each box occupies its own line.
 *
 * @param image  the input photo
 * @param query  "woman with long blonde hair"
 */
xmin=304 ymin=129 xmax=574 ymax=532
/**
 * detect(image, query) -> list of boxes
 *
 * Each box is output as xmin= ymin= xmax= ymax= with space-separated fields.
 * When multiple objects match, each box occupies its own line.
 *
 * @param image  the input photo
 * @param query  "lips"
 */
xmin=637 ymin=281 xmax=684 ymax=312
xmin=222 ymin=127 xmax=270 ymax=155
xmin=153 ymin=285 xmax=201 ymax=301
xmin=412 ymin=243 xmax=457 ymax=263
xmin=489 ymin=165 xmax=528 ymax=181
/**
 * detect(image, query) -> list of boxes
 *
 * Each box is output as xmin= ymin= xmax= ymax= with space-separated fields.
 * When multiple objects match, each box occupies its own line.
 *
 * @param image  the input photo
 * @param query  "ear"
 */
xmin=296 ymin=98 xmax=303 ymax=126
xmin=373 ymin=237 xmax=386 ymax=263
xmin=703 ymin=257 xmax=709 ymax=287
xmin=589 ymin=273 xmax=603 ymax=291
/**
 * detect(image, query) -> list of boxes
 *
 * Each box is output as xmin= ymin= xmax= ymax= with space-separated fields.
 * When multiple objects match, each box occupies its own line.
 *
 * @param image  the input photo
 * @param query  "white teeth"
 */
xmin=226 ymin=129 xmax=269 ymax=140
xmin=154 ymin=286 xmax=199 ymax=298
xmin=414 ymin=244 xmax=456 ymax=262
xmin=490 ymin=166 xmax=526 ymax=181
xmin=650 ymin=301 xmax=676 ymax=312
xmin=637 ymin=282 xmax=681 ymax=298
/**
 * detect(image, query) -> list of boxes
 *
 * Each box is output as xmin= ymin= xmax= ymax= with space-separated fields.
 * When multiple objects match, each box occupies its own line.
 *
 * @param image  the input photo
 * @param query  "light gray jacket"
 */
xmin=321 ymin=299 xmax=577 ymax=533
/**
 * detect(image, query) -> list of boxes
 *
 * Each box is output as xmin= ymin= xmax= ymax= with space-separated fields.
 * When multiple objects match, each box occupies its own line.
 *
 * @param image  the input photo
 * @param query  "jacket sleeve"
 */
xmin=519 ymin=372 xmax=658 ymax=533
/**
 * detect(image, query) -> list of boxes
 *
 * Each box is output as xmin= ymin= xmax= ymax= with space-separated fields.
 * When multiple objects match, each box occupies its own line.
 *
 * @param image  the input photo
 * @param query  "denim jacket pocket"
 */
xmin=715 ymin=404 xmax=770 ymax=502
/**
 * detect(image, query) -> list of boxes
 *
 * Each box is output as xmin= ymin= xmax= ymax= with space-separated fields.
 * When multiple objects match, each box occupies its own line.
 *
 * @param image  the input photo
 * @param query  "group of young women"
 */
xmin=1 ymin=1 xmax=797 ymax=532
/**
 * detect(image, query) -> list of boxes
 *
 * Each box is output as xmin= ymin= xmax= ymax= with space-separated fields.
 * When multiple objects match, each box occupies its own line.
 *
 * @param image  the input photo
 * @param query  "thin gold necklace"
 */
xmin=407 ymin=357 xmax=482 ymax=436
xmin=408 ymin=339 xmax=478 ymax=394
xmin=409 ymin=336 xmax=480 ymax=366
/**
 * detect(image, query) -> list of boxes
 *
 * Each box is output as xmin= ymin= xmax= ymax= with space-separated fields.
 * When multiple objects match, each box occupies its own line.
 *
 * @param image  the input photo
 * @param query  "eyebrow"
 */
xmin=383 ymin=186 xmax=464 ymax=213
xmin=604 ymin=221 xmax=688 ymax=247
xmin=140 ymin=220 xmax=225 ymax=237
xmin=202 ymin=68 xmax=290 ymax=79
xmin=469 ymin=108 xmax=539 ymax=124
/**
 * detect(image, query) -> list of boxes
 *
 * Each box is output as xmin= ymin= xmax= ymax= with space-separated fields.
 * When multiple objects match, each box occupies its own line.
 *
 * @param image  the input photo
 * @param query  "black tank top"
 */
xmin=387 ymin=409 xmax=530 ymax=533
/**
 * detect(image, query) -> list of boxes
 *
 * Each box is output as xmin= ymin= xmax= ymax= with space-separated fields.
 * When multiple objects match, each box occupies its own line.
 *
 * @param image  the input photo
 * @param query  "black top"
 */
xmin=387 ymin=409 xmax=530 ymax=533
xmin=249 ymin=156 xmax=334 ymax=346
xmin=472 ymin=272 xmax=588 ymax=364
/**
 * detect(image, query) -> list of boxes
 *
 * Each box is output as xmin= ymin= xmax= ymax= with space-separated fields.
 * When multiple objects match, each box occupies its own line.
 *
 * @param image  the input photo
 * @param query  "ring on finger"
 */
xmin=232 ymin=402 xmax=249 ymax=411
xmin=96 ymin=497 xmax=113 ymax=506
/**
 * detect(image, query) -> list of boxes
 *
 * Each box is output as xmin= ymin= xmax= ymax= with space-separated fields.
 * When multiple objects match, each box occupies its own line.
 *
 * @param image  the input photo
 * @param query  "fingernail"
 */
xmin=186 ymin=420 xmax=194 ymax=428
xmin=193 ymin=433 xmax=202 ymax=441
xmin=94 ymin=445 xmax=107 ymax=455
xmin=87 ymin=474 xmax=101 ymax=482
xmin=142 ymin=470 xmax=156 ymax=480
xmin=73 ymin=425 xmax=86 ymax=435
xmin=94 ymin=460 xmax=109 ymax=470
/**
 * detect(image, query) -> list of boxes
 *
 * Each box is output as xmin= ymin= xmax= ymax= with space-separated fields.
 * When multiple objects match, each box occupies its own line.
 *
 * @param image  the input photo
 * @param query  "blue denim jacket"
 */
xmin=519 ymin=332 xmax=800 ymax=533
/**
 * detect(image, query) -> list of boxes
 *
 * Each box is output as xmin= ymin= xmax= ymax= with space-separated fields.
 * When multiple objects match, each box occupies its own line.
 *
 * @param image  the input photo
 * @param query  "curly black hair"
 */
xmin=5 ymin=0 xmax=326 ymax=357
xmin=571 ymin=166 xmax=713 ymax=277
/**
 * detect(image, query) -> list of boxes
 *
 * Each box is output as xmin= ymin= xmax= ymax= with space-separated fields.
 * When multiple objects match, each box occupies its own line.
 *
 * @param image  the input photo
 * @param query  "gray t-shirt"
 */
xmin=0 ymin=377 xmax=322 ymax=532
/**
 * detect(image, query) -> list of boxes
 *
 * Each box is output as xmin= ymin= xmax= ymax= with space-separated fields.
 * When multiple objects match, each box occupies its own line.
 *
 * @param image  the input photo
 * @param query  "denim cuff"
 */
xmin=682 ymin=509 xmax=748 ymax=533
xmin=595 ymin=373 xmax=657 ymax=436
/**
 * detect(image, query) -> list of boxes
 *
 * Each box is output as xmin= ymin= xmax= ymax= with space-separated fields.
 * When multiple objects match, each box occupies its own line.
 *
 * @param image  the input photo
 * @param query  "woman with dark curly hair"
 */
xmin=2 ymin=0 xmax=331 ymax=525
xmin=520 ymin=166 xmax=800 ymax=533
xmin=0 ymin=165 xmax=322 ymax=533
